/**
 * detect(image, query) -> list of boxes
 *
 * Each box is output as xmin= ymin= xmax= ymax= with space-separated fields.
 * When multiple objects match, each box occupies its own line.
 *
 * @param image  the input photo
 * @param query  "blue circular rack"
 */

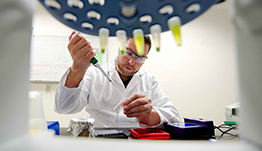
xmin=39 ymin=0 xmax=224 ymax=37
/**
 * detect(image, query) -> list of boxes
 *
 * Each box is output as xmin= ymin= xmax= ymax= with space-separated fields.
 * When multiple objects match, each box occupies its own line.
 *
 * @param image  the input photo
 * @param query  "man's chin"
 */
xmin=124 ymin=68 xmax=132 ymax=73
xmin=118 ymin=65 xmax=134 ymax=76
xmin=122 ymin=71 xmax=133 ymax=77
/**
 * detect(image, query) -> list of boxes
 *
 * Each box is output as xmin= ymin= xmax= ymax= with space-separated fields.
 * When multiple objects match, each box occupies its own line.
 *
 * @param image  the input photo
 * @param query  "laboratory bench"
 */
xmin=58 ymin=127 xmax=240 ymax=142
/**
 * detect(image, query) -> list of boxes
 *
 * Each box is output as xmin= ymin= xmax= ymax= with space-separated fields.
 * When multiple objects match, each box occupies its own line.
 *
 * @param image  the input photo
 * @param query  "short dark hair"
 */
xmin=127 ymin=36 xmax=152 ymax=53
xmin=144 ymin=35 xmax=152 ymax=52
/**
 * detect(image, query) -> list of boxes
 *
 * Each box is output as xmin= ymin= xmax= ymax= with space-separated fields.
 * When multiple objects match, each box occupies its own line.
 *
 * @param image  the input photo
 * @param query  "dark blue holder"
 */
xmin=39 ymin=0 xmax=224 ymax=37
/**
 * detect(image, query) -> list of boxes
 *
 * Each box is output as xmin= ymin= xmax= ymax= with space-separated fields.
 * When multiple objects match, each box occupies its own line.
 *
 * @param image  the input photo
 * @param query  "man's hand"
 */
xmin=68 ymin=31 xmax=96 ymax=73
xmin=123 ymin=93 xmax=160 ymax=126
xmin=65 ymin=31 xmax=96 ymax=88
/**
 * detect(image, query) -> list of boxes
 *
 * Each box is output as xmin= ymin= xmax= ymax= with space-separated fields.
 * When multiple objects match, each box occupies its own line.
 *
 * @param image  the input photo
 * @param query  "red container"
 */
xmin=128 ymin=128 xmax=170 ymax=140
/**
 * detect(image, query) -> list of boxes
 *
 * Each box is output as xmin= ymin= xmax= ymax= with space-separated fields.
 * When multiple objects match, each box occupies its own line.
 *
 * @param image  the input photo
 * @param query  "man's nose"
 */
xmin=128 ymin=57 xmax=136 ymax=65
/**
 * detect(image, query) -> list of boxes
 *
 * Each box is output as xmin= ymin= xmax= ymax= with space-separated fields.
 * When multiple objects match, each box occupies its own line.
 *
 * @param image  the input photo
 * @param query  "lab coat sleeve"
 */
xmin=54 ymin=68 xmax=92 ymax=114
xmin=149 ymin=75 xmax=181 ymax=127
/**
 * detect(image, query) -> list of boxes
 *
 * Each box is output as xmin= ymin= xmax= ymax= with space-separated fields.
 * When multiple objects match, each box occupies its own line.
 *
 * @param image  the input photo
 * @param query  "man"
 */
xmin=55 ymin=31 xmax=180 ymax=128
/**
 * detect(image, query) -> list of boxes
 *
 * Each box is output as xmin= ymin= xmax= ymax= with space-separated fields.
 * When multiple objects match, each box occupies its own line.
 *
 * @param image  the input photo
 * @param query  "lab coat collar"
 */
xmin=107 ymin=58 xmax=144 ymax=90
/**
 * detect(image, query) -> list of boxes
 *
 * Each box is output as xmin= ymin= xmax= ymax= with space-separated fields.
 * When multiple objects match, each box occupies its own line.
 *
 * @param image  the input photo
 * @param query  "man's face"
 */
xmin=116 ymin=38 xmax=150 ymax=78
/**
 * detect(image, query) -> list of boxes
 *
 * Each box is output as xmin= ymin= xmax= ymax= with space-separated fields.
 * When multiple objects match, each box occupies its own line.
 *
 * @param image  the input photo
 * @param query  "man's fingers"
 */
xmin=123 ymin=92 xmax=146 ymax=105
xmin=83 ymin=47 xmax=97 ymax=62
xmin=125 ymin=106 xmax=152 ymax=118
xmin=73 ymin=38 xmax=91 ymax=54
xmin=68 ymin=32 xmax=91 ymax=48
xmin=69 ymin=32 xmax=82 ymax=45
xmin=68 ymin=33 xmax=93 ymax=60
xmin=124 ymin=97 xmax=148 ymax=111
xmin=124 ymin=103 xmax=152 ymax=114
xmin=69 ymin=31 xmax=76 ymax=41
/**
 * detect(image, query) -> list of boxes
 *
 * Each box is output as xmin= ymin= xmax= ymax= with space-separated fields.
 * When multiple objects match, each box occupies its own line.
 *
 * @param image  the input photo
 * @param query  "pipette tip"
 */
xmin=113 ymin=102 xmax=123 ymax=110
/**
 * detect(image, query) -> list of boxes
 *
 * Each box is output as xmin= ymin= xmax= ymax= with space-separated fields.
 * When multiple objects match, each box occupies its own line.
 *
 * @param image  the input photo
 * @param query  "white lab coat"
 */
xmin=55 ymin=58 xmax=180 ymax=128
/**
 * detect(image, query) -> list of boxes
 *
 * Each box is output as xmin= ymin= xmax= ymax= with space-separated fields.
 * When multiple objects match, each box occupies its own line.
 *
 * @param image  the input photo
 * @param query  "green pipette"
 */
xmin=74 ymin=31 xmax=112 ymax=84
xmin=90 ymin=57 xmax=113 ymax=84
xmin=75 ymin=32 xmax=123 ymax=106
xmin=91 ymin=57 xmax=123 ymax=110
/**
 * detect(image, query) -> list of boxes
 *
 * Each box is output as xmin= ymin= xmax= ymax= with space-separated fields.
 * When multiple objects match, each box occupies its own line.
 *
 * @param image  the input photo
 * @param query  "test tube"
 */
xmin=116 ymin=30 xmax=127 ymax=55
xmin=67 ymin=0 xmax=82 ymax=8
xmin=133 ymin=29 xmax=144 ymax=55
xmin=99 ymin=28 xmax=109 ymax=53
xmin=150 ymin=24 xmax=162 ymax=52
xmin=120 ymin=0 xmax=137 ymax=18
xmin=168 ymin=16 xmax=181 ymax=46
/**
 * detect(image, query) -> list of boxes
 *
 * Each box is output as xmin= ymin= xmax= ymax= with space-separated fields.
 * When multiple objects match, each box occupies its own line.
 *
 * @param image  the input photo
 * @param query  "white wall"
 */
xmin=31 ymin=1 xmax=238 ymax=127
